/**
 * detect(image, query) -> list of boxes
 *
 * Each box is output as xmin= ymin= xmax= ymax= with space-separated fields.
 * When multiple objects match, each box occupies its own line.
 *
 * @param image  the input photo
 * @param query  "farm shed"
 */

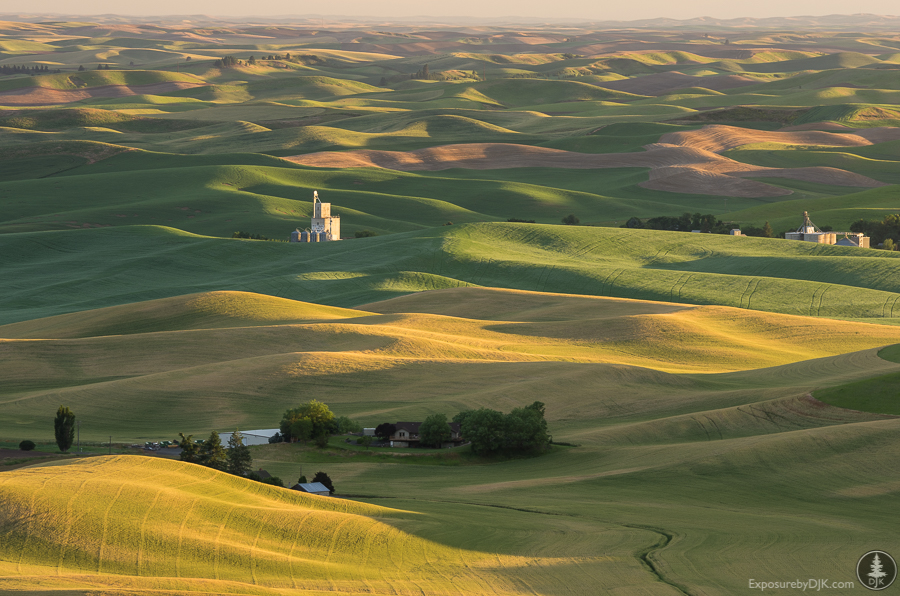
xmin=292 ymin=482 xmax=331 ymax=496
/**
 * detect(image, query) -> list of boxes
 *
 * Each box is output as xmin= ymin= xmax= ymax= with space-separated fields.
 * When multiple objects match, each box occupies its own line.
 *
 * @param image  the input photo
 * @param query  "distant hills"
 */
xmin=2 ymin=13 xmax=900 ymax=31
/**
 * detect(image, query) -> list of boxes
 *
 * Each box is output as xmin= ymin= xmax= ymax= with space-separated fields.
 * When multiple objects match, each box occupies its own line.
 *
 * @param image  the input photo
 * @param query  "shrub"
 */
xmin=354 ymin=230 xmax=377 ymax=238
xmin=261 ymin=476 xmax=284 ymax=487
xmin=19 ymin=440 xmax=35 ymax=451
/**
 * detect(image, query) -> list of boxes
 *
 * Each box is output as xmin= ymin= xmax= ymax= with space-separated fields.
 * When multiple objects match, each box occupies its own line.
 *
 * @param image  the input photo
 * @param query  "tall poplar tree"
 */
xmin=54 ymin=406 xmax=76 ymax=453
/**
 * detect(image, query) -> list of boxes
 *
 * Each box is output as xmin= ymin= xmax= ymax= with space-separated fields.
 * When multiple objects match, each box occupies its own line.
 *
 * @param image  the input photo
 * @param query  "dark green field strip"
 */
xmin=815 ymin=367 xmax=900 ymax=415
xmin=3 ymin=223 xmax=900 ymax=325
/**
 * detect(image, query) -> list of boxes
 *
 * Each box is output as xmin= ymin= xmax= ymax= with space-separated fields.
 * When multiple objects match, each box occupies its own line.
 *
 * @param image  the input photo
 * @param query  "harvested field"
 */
xmin=658 ymin=123 xmax=900 ymax=152
xmin=287 ymin=137 xmax=887 ymax=197
xmin=0 ymin=82 xmax=205 ymax=106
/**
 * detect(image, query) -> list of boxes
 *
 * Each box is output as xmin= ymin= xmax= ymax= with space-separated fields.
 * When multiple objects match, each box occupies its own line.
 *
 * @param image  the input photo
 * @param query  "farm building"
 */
xmin=290 ymin=191 xmax=341 ymax=242
xmin=292 ymin=482 xmax=331 ymax=496
xmin=217 ymin=429 xmax=279 ymax=446
xmin=390 ymin=421 xmax=464 ymax=449
xmin=785 ymin=211 xmax=869 ymax=248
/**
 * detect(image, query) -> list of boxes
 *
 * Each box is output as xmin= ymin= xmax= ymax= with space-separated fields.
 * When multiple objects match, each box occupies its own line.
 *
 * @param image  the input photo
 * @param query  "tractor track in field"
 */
xmin=624 ymin=524 xmax=694 ymax=596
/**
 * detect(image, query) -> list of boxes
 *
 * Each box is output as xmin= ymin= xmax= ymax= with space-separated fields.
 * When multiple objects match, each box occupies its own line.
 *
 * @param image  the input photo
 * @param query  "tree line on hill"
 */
xmin=369 ymin=401 xmax=551 ymax=455
xmin=1 ymin=65 xmax=59 ymax=75
xmin=851 ymin=214 xmax=900 ymax=249
xmin=214 ymin=53 xmax=305 ymax=69
xmin=623 ymin=213 xmax=790 ymax=237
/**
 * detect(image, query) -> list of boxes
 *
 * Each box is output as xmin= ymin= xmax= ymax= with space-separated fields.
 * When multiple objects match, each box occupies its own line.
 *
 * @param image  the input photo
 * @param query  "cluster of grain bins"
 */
xmin=785 ymin=211 xmax=869 ymax=248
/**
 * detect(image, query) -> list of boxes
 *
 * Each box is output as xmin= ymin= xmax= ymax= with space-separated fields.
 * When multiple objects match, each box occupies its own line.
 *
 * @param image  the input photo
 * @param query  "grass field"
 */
xmin=3 ymin=223 xmax=900 ymax=327
xmin=3 ymin=16 xmax=900 ymax=596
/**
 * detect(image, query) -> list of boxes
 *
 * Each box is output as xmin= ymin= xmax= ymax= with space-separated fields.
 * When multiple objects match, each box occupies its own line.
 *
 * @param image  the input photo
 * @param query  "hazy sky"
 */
xmin=7 ymin=0 xmax=900 ymax=21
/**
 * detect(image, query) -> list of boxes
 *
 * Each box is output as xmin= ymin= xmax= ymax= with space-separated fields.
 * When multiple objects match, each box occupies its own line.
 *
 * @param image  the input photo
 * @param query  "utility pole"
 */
xmin=77 ymin=420 xmax=80 ymax=454
xmin=109 ymin=436 xmax=112 ymax=456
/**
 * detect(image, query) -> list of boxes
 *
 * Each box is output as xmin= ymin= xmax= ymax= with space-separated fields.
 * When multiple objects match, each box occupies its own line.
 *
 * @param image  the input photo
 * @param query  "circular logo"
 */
xmin=858 ymin=551 xmax=897 ymax=591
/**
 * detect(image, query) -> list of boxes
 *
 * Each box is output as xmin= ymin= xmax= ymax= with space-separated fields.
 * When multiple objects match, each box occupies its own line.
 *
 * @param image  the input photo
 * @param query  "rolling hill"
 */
xmin=3 ymin=17 xmax=900 ymax=596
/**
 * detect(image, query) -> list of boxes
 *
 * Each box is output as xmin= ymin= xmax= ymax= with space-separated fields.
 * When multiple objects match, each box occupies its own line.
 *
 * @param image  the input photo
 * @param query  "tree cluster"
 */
xmin=279 ymin=400 xmax=336 ymax=445
xmin=739 ymin=221 xmax=775 ymax=238
xmin=507 ymin=218 xmax=536 ymax=223
xmin=418 ymin=413 xmax=452 ymax=447
xmin=561 ymin=214 xmax=580 ymax=225
xmin=453 ymin=401 xmax=550 ymax=456
xmin=1 ymin=65 xmax=57 ymax=75
xmin=214 ymin=55 xmax=241 ymax=69
xmin=97 ymin=64 xmax=112 ymax=70
xmin=411 ymin=64 xmax=431 ymax=79
xmin=178 ymin=430 xmax=252 ymax=476
xmin=355 ymin=230 xmax=377 ymax=238
xmin=851 ymin=214 xmax=900 ymax=247
xmin=624 ymin=212 xmax=732 ymax=233
xmin=232 ymin=231 xmax=271 ymax=240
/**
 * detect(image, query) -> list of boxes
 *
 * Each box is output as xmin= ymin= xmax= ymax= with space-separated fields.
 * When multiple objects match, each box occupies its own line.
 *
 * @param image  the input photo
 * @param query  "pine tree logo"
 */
xmin=858 ymin=550 xmax=897 ymax=591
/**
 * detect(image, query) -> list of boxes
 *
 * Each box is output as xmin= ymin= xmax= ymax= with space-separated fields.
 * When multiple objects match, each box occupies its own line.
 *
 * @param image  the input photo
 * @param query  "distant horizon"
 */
xmin=4 ymin=5 xmax=900 ymax=23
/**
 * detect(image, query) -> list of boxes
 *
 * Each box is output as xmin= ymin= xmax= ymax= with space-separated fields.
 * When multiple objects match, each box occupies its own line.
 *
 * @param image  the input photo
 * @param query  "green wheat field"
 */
xmin=1 ymin=14 xmax=899 ymax=595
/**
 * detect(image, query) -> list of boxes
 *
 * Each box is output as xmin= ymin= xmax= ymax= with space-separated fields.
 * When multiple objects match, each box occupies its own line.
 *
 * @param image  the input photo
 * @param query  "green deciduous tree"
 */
xmin=178 ymin=432 xmax=200 ymax=463
xmin=419 ymin=413 xmax=452 ymax=447
xmin=199 ymin=431 xmax=227 ymax=470
xmin=374 ymin=423 xmax=396 ymax=441
xmin=459 ymin=408 xmax=506 ymax=455
xmin=226 ymin=430 xmax=253 ymax=476
xmin=561 ymin=214 xmax=580 ymax=225
xmin=334 ymin=416 xmax=362 ymax=434
xmin=504 ymin=403 xmax=550 ymax=452
xmin=457 ymin=402 xmax=550 ymax=455
xmin=358 ymin=436 xmax=373 ymax=449
xmin=280 ymin=400 xmax=335 ymax=442
xmin=54 ymin=406 xmax=75 ymax=453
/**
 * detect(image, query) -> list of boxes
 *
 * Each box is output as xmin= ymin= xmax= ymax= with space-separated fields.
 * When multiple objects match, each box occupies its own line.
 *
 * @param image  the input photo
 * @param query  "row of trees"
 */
xmin=214 ymin=53 xmax=302 ymax=69
xmin=370 ymin=402 xmax=551 ymax=455
xmin=178 ymin=430 xmax=254 ymax=476
xmin=851 ymin=214 xmax=900 ymax=248
xmin=1 ymin=65 xmax=57 ymax=75
xmin=453 ymin=401 xmax=551 ymax=455
xmin=622 ymin=213 xmax=786 ymax=237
